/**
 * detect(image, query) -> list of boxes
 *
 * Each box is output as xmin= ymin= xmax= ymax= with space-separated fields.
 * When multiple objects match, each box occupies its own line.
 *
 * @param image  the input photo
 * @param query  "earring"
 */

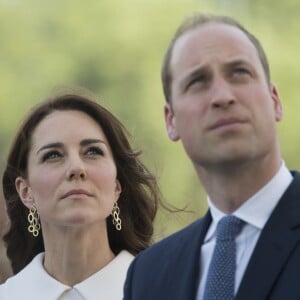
xmin=27 ymin=206 xmax=40 ymax=237
xmin=112 ymin=202 xmax=122 ymax=231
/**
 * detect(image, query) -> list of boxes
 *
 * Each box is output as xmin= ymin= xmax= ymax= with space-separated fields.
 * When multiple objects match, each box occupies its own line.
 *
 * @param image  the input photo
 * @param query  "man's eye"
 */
xmin=233 ymin=68 xmax=250 ymax=76
xmin=85 ymin=146 xmax=104 ymax=156
xmin=187 ymin=76 xmax=207 ymax=89
xmin=42 ymin=150 xmax=62 ymax=162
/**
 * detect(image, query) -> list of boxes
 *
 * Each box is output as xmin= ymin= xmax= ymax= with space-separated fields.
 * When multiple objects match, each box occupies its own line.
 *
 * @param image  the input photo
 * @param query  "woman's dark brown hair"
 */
xmin=2 ymin=88 xmax=160 ymax=274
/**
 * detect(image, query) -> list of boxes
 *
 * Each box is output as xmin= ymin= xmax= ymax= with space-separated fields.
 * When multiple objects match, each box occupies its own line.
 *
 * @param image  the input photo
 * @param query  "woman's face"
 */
xmin=16 ymin=110 xmax=121 ymax=228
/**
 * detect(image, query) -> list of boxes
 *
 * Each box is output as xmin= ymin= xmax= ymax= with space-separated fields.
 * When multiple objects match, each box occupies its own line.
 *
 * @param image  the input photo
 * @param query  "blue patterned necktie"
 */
xmin=203 ymin=215 xmax=245 ymax=300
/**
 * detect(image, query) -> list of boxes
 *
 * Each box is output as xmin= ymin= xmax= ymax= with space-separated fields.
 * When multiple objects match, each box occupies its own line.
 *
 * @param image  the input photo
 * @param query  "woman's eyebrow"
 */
xmin=36 ymin=142 xmax=63 ymax=154
xmin=80 ymin=138 xmax=106 ymax=146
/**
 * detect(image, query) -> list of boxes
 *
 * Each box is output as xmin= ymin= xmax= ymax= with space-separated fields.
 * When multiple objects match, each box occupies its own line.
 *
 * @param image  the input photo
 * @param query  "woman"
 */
xmin=0 ymin=88 xmax=160 ymax=299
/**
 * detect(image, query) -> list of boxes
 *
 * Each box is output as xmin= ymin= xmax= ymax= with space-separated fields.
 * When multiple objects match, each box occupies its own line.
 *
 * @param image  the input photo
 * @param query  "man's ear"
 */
xmin=164 ymin=103 xmax=180 ymax=141
xmin=270 ymin=84 xmax=283 ymax=122
xmin=15 ymin=177 xmax=34 ymax=208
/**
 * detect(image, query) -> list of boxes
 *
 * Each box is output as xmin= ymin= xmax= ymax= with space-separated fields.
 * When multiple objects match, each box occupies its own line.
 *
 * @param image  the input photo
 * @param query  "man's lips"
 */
xmin=61 ymin=189 xmax=93 ymax=199
xmin=209 ymin=118 xmax=247 ymax=130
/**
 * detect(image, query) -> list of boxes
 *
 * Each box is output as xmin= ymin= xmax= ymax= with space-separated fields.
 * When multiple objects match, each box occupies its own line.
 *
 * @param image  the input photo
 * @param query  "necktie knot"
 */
xmin=216 ymin=215 xmax=245 ymax=241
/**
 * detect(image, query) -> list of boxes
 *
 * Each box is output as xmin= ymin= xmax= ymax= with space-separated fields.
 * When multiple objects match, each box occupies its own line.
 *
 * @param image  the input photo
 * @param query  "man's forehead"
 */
xmin=170 ymin=22 xmax=258 ymax=70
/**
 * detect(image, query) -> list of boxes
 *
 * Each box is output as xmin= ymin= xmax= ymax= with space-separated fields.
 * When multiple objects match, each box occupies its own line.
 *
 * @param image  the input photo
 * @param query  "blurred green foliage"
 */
xmin=1 ymin=0 xmax=300 ymax=243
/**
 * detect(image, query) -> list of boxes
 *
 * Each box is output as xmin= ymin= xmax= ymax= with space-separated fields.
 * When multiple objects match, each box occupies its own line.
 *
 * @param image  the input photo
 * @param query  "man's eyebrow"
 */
xmin=225 ymin=59 xmax=250 ymax=67
xmin=180 ymin=66 xmax=207 ymax=88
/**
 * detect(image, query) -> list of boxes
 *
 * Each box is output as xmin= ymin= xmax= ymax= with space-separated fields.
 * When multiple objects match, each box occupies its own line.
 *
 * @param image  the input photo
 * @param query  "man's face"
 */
xmin=164 ymin=23 xmax=282 ymax=170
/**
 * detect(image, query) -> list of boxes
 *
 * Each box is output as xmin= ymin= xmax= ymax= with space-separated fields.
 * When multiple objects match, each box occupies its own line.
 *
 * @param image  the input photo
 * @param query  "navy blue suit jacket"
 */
xmin=124 ymin=171 xmax=300 ymax=300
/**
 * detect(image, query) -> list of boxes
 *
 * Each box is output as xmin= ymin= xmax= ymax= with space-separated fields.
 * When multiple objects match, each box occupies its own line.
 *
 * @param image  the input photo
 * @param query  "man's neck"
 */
xmin=196 ymin=156 xmax=282 ymax=214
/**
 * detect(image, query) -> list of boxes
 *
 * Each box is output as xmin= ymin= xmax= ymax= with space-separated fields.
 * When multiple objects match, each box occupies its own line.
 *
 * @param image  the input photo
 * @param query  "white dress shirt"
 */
xmin=197 ymin=162 xmax=293 ymax=300
xmin=0 ymin=250 xmax=134 ymax=300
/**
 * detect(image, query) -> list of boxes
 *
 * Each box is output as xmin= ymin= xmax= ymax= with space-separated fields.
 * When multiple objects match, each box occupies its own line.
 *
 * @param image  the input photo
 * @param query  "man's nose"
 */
xmin=210 ymin=76 xmax=236 ymax=109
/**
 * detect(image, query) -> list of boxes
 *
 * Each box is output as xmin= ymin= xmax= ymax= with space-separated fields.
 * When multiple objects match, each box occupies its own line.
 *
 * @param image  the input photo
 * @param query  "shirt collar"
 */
xmin=205 ymin=162 xmax=293 ymax=242
xmin=7 ymin=252 xmax=69 ymax=299
xmin=74 ymin=250 xmax=134 ymax=299
xmin=6 ymin=251 xmax=134 ymax=299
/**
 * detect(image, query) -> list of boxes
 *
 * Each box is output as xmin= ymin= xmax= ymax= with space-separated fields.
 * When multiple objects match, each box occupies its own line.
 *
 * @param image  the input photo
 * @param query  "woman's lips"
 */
xmin=61 ymin=189 xmax=93 ymax=199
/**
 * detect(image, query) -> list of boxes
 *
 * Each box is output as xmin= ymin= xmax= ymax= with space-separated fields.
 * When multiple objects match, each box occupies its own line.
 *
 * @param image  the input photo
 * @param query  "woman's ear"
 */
xmin=114 ymin=179 xmax=122 ymax=200
xmin=15 ymin=177 xmax=34 ymax=208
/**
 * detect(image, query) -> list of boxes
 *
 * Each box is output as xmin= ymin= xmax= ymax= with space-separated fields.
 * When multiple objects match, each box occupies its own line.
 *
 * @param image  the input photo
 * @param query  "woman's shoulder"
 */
xmin=102 ymin=250 xmax=134 ymax=275
xmin=116 ymin=250 xmax=135 ymax=262
xmin=0 ymin=253 xmax=44 ymax=299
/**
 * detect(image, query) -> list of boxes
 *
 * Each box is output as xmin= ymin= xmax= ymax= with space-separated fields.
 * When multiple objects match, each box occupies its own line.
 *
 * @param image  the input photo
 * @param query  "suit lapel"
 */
xmin=236 ymin=172 xmax=300 ymax=300
xmin=167 ymin=211 xmax=212 ymax=299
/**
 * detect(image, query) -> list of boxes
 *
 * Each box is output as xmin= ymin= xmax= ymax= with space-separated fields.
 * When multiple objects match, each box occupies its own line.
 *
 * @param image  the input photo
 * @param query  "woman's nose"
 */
xmin=68 ymin=168 xmax=87 ymax=180
xmin=67 ymin=157 xmax=87 ymax=181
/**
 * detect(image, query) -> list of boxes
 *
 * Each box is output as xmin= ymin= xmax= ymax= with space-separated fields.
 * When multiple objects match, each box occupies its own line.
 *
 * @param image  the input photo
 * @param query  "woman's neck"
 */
xmin=42 ymin=224 xmax=115 ymax=286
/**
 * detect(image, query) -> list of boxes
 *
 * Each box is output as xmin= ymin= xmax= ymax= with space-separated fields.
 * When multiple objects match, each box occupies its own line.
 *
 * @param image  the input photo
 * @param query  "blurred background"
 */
xmin=1 ymin=0 xmax=300 ymax=281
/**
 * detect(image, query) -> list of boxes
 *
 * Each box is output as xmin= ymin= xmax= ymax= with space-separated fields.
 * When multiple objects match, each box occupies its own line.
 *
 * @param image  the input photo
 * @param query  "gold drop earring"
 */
xmin=112 ymin=202 xmax=122 ymax=231
xmin=27 ymin=206 xmax=40 ymax=237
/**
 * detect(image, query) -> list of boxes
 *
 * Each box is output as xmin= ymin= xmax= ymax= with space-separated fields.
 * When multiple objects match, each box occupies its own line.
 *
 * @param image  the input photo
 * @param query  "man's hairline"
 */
xmin=165 ymin=21 xmax=270 ymax=105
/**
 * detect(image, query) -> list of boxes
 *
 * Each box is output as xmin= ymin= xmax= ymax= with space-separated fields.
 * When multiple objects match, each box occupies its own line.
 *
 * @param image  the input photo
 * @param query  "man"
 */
xmin=124 ymin=13 xmax=300 ymax=300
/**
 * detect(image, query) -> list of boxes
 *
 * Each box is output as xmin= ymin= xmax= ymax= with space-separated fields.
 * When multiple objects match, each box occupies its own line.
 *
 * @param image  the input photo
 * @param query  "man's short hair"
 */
xmin=161 ymin=13 xmax=270 ymax=103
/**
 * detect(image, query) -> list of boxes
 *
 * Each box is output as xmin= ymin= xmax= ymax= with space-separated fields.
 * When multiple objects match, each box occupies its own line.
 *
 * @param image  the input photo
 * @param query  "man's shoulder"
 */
xmin=283 ymin=170 xmax=300 ymax=196
xmin=124 ymin=216 xmax=209 ymax=299
xmin=290 ymin=170 xmax=300 ymax=178
xmin=135 ymin=213 xmax=210 ymax=263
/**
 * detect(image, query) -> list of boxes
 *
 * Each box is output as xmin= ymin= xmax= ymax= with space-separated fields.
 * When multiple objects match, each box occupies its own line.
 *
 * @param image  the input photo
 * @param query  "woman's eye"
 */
xmin=41 ymin=150 xmax=62 ymax=162
xmin=85 ymin=146 xmax=104 ymax=156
